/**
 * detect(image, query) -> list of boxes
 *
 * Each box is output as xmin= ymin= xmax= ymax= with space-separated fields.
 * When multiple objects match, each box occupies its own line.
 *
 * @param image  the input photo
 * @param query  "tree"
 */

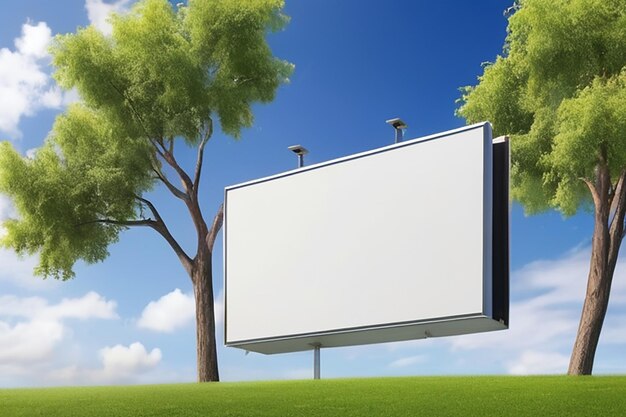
xmin=0 ymin=0 xmax=293 ymax=382
xmin=457 ymin=0 xmax=626 ymax=375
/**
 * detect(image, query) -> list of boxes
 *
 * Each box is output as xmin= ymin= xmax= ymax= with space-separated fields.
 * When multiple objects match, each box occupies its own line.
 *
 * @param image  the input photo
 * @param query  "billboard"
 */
xmin=224 ymin=122 xmax=508 ymax=354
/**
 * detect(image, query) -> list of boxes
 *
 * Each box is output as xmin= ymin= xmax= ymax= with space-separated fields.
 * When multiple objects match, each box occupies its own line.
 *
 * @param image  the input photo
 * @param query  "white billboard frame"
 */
xmin=223 ymin=122 xmax=509 ymax=354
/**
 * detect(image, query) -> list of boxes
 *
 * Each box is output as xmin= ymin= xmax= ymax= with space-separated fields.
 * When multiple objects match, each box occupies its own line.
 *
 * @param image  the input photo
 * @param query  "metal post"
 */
xmin=385 ymin=118 xmax=408 ymax=144
xmin=395 ymin=127 xmax=404 ymax=144
xmin=312 ymin=343 xmax=321 ymax=379
xmin=288 ymin=145 xmax=309 ymax=168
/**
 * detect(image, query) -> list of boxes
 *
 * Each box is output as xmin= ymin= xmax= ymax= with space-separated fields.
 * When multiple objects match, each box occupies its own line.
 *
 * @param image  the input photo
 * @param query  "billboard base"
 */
xmin=227 ymin=314 xmax=506 ymax=355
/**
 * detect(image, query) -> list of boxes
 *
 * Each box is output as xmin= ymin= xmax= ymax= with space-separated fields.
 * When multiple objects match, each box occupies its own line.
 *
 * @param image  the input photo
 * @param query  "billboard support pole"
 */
xmin=288 ymin=145 xmax=309 ymax=168
xmin=385 ymin=118 xmax=408 ymax=144
xmin=312 ymin=343 xmax=321 ymax=379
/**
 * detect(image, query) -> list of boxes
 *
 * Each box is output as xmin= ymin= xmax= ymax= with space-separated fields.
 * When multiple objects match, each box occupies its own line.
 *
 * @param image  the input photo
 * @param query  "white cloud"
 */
xmin=0 ymin=320 xmax=64 ymax=364
xmin=0 ymin=293 xmax=165 ymax=387
xmin=42 ymin=342 xmax=162 ymax=386
xmin=138 ymin=288 xmax=195 ymax=332
xmin=389 ymin=355 xmax=427 ymax=369
xmin=444 ymin=246 xmax=626 ymax=374
xmin=39 ymin=86 xmax=63 ymax=108
xmin=0 ymin=295 xmax=47 ymax=317
xmin=48 ymin=292 xmax=119 ymax=320
xmin=85 ymin=0 xmax=132 ymax=36
xmin=100 ymin=342 xmax=162 ymax=376
xmin=0 ymin=249 xmax=59 ymax=290
xmin=0 ymin=21 xmax=63 ymax=137
xmin=507 ymin=351 xmax=570 ymax=375
xmin=0 ymin=292 xmax=118 ymax=367
xmin=14 ymin=21 xmax=52 ymax=59
xmin=138 ymin=288 xmax=224 ymax=332
xmin=0 ymin=292 xmax=118 ymax=320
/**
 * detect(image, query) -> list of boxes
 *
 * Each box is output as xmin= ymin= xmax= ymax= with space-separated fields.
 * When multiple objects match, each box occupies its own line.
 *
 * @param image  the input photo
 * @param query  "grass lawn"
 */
xmin=1 ymin=375 xmax=625 ymax=416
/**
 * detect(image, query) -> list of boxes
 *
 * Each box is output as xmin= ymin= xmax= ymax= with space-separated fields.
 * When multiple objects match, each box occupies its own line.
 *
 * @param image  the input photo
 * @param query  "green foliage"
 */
xmin=184 ymin=0 xmax=293 ymax=135
xmin=0 ymin=0 xmax=292 ymax=279
xmin=0 ymin=105 xmax=153 ymax=279
xmin=458 ymin=0 xmax=626 ymax=215
xmin=52 ymin=0 xmax=293 ymax=141
xmin=1 ymin=376 xmax=626 ymax=417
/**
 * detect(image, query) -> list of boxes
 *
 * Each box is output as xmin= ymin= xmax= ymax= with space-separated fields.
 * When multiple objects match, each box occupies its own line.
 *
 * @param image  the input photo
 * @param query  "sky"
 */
xmin=0 ymin=0 xmax=625 ymax=387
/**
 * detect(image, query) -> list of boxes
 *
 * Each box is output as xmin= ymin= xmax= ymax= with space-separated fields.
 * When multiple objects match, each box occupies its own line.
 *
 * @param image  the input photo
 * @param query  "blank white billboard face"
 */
xmin=224 ymin=123 xmax=508 ymax=354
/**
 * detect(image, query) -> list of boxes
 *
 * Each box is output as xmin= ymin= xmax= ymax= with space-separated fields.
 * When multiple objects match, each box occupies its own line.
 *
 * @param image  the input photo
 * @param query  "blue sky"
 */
xmin=0 ymin=0 xmax=625 ymax=387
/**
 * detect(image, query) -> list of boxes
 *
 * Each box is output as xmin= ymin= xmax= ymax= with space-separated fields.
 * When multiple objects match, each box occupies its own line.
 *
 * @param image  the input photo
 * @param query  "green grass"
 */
xmin=1 ymin=376 xmax=625 ymax=416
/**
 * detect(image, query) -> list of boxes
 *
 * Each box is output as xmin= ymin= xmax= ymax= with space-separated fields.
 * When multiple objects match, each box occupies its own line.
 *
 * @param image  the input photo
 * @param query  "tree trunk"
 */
xmin=142 ymin=133 xmax=224 ymax=382
xmin=568 ymin=203 xmax=611 ymax=374
xmin=192 ymin=250 xmax=219 ymax=382
xmin=568 ymin=165 xmax=625 ymax=375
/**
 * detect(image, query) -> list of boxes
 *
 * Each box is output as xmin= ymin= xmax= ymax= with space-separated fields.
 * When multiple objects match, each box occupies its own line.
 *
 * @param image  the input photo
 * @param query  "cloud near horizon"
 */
xmin=100 ymin=342 xmax=162 ymax=376
xmin=381 ymin=245 xmax=626 ymax=376
xmin=46 ymin=342 xmax=162 ymax=386
xmin=388 ymin=355 xmax=427 ymax=369
xmin=0 ymin=292 xmax=118 ymax=368
xmin=449 ymin=246 xmax=626 ymax=374
xmin=0 ymin=293 xmax=166 ymax=386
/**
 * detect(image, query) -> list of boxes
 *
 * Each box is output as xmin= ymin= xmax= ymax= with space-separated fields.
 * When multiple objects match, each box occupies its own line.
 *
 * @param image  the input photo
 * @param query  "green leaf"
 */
xmin=458 ymin=0 xmax=626 ymax=216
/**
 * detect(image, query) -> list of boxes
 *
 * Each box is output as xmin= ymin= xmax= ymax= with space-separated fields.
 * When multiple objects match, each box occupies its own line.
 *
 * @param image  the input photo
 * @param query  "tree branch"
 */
xmin=193 ymin=118 xmax=213 ymax=197
xmin=609 ymin=170 xmax=626 ymax=219
xmin=151 ymin=164 xmax=189 ymax=201
xmin=605 ymin=169 xmax=626 ymax=292
xmin=148 ymin=141 xmax=209 ymax=251
xmin=149 ymin=138 xmax=167 ymax=158
xmin=75 ymin=218 xmax=154 ymax=228
xmin=134 ymin=195 xmax=193 ymax=274
xmin=609 ymin=170 xmax=626 ymax=246
xmin=134 ymin=195 xmax=161 ymax=220
xmin=150 ymin=138 xmax=194 ymax=195
xmin=206 ymin=203 xmax=224 ymax=253
xmin=580 ymin=177 xmax=601 ymax=208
